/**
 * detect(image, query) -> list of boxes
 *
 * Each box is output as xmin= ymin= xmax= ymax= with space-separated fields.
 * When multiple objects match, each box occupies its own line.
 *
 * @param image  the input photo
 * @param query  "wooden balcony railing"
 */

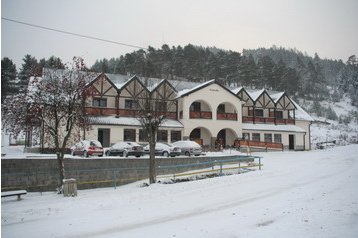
xmin=86 ymin=107 xmax=176 ymax=119
xmin=189 ymin=111 xmax=212 ymax=119
xmin=238 ymin=140 xmax=283 ymax=151
xmin=217 ymin=112 xmax=238 ymax=120
xmin=85 ymin=107 xmax=117 ymax=116
xmin=242 ymin=116 xmax=295 ymax=124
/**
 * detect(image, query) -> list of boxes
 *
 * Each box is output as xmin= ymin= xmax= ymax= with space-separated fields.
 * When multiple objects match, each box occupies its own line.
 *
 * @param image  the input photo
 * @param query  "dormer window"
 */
xmin=93 ymin=98 xmax=107 ymax=107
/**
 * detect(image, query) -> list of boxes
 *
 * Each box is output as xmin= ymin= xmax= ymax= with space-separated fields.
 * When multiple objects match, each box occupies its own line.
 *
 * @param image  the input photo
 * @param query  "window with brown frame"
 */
xmin=92 ymin=98 xmax=107 ymax=107
xmin=124 ymin=129 xmax=136 ymax=141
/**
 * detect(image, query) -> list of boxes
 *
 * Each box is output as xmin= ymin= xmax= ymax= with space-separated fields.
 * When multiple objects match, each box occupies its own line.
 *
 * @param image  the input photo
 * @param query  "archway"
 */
xmin=189 ymin=100 xmax=213 ymax=119
xmin=189 ymin=127 xmax=212 ymax=146
xmin=216 ymin=128 xmax=238 ymax=148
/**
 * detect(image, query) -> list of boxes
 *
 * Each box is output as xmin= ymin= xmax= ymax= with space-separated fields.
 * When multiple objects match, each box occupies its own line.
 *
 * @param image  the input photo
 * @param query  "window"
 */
xmin=217 ymin=104 xmax=225 ymax=113
xmin=157 ymin=130 xmax=168 ymax=142
xmin=155 ymin=101 xmax=167 ymax=112
xmin=190 ymin=102 xmax=201 ymax=112
xmin=93 ymin=98 xmax=107 ymax=107
xmin=124 ymin=129 xmax=136 ymax=141
xmin=275 ymin=111 xmax=283 ymax=119
xmin=252 ymin=133 xmax=260 ymax=141
xmin=242 ymin=133 xmax=250 ymax=140
xmin=274 ymin=134 xmax=282 ymax=143
xmin=264 ymin=134 xmax=272 ymax=142
xmin=255 ymin=109 xmax=263 ymax=117
xmin=139 ymin=129 xmax=147 ymax=142
xmin=171 ymin=131 xmax=181 ymax=142
xmin=125 ymin=99 xmax=138 ymax=109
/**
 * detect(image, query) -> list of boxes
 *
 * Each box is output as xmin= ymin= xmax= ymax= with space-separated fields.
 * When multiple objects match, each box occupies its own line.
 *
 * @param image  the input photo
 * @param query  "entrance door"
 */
xmin=289 ymin=134 xmax=295 ymax=150
xmin=98 ymin=129 xmax=110 ymax=147
xmin=217 ymin=129 xmax=226 ymax=148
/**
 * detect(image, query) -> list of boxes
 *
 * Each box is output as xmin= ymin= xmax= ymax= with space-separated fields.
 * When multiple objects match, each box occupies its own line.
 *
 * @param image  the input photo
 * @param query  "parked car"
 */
xmin=70 ymin=140 xmax=104 ymax=157
xmin=105 ymin=141 xmax=144 ymax=157
xmin=143 ymin=142 xmax=182 ymax=157
xmin=171 ymin=140 xmax=202 ymax=156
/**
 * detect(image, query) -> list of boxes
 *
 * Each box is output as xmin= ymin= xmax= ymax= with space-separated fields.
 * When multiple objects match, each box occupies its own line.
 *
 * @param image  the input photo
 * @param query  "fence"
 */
xmin=1 ymin=155 xmax=262 ymax=192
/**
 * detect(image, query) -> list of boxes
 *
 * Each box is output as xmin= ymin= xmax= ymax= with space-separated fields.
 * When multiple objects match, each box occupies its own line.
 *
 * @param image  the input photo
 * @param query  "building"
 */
xmin=81 ymin=72 xmax=313 ymax=151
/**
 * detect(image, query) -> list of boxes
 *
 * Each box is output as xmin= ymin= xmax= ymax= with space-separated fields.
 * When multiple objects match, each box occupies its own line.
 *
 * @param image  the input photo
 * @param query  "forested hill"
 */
xmin=91 ymin=44 xmax=357 ymax=105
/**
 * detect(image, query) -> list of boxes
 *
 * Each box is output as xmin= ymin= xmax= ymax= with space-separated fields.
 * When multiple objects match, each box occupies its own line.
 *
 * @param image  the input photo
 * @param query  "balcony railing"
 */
xmin=85 ymin=107 xmax=117 ymax=116
xmin=189 ymin=111 xmax=212 ymax=119
xmin=86 ymin=107 xmax=176 ymax=119
xmin=242 ymin=116 xmax=294 ymax=124
xmin=238 ymin=140 xmax=283 ymax=151
xmin=217 ymin=112 xmax=237 ymax=120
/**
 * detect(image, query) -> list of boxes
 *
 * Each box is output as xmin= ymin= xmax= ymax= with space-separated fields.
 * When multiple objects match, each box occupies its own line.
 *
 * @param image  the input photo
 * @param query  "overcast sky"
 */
xmin=2 ymin=0 xmax=358 ymax=68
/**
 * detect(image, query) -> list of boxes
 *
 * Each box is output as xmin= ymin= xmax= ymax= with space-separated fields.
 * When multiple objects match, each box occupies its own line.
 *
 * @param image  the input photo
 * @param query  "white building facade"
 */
xmin=81 ymin=73 xmax=313 ymax=151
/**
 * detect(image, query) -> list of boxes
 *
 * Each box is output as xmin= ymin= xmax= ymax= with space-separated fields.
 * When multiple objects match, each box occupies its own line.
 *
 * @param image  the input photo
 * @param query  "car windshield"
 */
xmin=90 ymin=141 xmax=102 ymax=147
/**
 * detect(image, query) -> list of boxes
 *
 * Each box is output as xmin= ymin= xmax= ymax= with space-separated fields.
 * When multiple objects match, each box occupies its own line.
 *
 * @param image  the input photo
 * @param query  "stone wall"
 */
xmin=1 ymin=155 xmax=254 ymax=192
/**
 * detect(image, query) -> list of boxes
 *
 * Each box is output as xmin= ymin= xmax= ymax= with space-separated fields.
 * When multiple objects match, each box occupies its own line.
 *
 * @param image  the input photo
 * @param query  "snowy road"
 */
xmin=2 ymin=145 xmax=358 ymax=238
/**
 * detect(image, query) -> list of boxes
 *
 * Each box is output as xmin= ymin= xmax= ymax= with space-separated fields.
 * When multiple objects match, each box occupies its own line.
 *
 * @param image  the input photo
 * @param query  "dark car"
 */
xmin=143 ymin=142 xmax=182 ymax=157
xmin=70 ymin=140 xmax=104 ymax=157
xmin=105 ymin=141 xmax=144 ymax=157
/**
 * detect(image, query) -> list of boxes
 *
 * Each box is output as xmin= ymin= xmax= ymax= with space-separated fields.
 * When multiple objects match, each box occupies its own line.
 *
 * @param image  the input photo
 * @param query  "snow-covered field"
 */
xmin=2 ymin=145 xmax=358 ymax=238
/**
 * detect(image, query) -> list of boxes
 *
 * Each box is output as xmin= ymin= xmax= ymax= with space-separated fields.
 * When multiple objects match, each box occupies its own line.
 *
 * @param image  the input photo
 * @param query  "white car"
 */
xmin=144 ymin=142 xmax=181 ymax=157
xmin=105 ymin=141 xmax=144 ymax=157
xmin=171 ymin=140 xmax=202 ymax=156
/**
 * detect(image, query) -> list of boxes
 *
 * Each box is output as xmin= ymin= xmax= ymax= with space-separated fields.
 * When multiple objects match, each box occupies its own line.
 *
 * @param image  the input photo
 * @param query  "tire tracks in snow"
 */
xmin=68 ymin=163 xmax=354 ymax=238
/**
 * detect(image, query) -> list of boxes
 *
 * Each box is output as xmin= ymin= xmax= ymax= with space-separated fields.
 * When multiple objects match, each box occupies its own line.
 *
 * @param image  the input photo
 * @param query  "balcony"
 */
xmin=217 ymin=113 xmax=237 ymax=120
xmin=242 ymin=116 xmax=295 ymax=124
xmin=190 ymin=111 xmax=212 ymax=119
xmin=86 ymin=107 xmax=176 ymax=119
xmin=85 ymin=107 xmax=117 ymax=116
xmin=238 ymin=140 xmax=283 ymax=151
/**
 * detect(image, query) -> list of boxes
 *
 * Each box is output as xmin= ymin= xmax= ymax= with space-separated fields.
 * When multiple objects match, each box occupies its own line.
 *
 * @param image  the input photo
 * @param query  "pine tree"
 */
xmin=18 ymin=54 xmax=40 ymax=92
xmin=1 ymin=57 xmax=18 ymax=101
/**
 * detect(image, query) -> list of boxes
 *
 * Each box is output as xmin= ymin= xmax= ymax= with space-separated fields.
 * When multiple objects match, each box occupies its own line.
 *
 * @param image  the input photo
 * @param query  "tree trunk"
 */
xmin=148 ymin=127 xmax=156 ymax=184
xmin=56 ymin=152 xmax=65 ymax=188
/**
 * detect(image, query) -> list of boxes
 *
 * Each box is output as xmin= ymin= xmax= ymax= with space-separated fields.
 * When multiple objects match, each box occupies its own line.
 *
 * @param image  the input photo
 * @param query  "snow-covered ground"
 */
xmin=2 ymin=145 xmax=358 ymax=238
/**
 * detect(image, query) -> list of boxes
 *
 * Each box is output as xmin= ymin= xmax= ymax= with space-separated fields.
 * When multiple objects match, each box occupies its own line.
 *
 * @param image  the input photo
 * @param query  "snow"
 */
xmin=88 ymin=116 xmax=184 ymax=128
xmin=247 ymin=89 xmax=265 ymax=101
xmin=177 ymin=79 xmax=215 ymax=97
xmin=242 ymin=123 xmax=306 ymax=133
xmin=231 ymin=87 xmax=243 ymax=95
xmin=2 ymin=145 xmax=358 ymax=238
xmin=269 ymin=92 xmax=285 ymax=103
xmin=292 ymin=100 xmax=314 ymax=121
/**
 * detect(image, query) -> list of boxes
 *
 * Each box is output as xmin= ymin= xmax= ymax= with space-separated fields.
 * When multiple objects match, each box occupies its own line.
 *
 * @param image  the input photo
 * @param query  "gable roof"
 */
xmin=117 ymin=75 xmax=150 ymax=94
xmin=177 ymin=79 xmax=240 ymax=99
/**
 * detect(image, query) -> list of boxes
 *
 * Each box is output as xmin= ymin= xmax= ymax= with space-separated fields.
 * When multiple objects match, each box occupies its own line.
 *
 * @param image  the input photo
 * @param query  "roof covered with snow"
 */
xmin=291 ymin=100 xmax=314 ymax=121
xmin=88 ymin=116 xmax=184 ymax=128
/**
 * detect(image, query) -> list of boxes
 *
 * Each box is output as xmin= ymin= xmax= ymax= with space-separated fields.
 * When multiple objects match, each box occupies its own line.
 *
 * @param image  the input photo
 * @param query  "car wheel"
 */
xmin=163 ymin=151 xmax=169 ymax=157
xmin=83 ymin=150 xmax=88 ymax=157
xmin=105 ymin=151 xmax=110 ymax=156
xmin=185 ymin=151 xmax=190 ymax=156
xmin=123 ymin=151 xmax=128 ymax=157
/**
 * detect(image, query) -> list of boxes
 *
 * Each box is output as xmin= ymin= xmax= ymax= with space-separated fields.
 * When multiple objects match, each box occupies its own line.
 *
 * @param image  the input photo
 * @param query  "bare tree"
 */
xmin=135 ymin=79 xmax=178 ymax=184
xmin=2 ymin=57 xmax=91 ymax=189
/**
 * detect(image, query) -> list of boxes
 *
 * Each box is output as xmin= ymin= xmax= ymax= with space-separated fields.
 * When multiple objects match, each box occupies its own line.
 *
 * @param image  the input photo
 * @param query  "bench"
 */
xmin=1 ymin=190 xmax=27 ymax=201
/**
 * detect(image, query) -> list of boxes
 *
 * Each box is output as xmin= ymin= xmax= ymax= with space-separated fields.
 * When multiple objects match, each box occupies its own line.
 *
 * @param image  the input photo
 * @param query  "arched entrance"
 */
xmin=216 ymin=128 xmax=238 ymax=148
xmin=189 ymin=127 xmax=212 ymax=146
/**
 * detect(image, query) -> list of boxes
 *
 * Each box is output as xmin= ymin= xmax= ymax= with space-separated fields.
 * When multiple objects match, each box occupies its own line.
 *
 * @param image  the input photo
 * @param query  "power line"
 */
xmin=2 ymin=17 xmax=148 ymax=51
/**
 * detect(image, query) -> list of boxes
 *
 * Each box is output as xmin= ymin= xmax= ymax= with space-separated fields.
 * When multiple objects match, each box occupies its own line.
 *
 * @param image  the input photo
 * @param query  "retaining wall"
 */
xmin=1 ymin=155 xmax=253 ymax=192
